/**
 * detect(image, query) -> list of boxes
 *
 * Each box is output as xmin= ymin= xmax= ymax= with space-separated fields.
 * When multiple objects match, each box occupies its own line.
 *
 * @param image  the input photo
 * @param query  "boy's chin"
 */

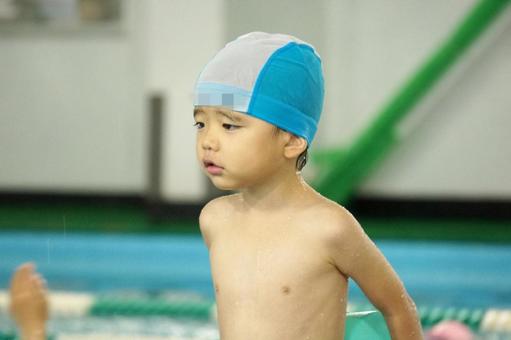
xmin=209 ymin=178 xmax=241 ymax=191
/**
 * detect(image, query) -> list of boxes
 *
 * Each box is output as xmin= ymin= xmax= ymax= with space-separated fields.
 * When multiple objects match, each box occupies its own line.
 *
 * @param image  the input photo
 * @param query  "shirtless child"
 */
xmin=193 ymin=32 xmax=423 ymax=340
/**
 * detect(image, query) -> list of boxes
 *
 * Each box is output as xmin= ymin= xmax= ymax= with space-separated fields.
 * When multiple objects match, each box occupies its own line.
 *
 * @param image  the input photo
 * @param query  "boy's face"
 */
xmin=194 ymin=106 xmax=287 ymax=190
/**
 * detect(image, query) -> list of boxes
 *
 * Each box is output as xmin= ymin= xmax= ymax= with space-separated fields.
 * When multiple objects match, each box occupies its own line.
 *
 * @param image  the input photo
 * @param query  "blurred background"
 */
xmin=0 ymin=0 xmax=510 ymax=339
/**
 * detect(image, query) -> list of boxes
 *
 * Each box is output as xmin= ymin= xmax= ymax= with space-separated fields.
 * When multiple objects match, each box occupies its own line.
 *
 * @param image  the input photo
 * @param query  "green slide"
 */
xmin=313 ymin=0 xmax=510 ymax=204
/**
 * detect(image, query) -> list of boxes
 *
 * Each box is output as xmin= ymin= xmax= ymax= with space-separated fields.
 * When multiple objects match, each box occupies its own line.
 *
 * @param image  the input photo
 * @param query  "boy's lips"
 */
xmin=203 ymin=159 xmax=224 ymax=175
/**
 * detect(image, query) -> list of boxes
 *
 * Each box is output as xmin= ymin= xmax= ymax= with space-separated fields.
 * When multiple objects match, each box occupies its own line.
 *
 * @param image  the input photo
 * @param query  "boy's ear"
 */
xmin=283 ymin=133 xmax=307 ymax=159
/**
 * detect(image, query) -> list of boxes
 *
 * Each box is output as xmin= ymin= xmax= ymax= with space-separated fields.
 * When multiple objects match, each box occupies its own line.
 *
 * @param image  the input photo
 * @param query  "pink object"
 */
xmin=425 ymin=320 xmax=474 ymax=340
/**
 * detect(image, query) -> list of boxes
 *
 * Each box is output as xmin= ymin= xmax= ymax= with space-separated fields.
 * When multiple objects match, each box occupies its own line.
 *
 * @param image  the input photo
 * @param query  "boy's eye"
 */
xmin=193 ymin=122 xmax=204 ymax=129
xmin=223 ymin=123 xmax=240 ymax=131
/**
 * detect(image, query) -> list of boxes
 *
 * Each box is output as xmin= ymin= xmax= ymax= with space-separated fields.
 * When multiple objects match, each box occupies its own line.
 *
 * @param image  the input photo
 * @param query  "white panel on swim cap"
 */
xmin=196 ymin=32 xmax=316 ymax=92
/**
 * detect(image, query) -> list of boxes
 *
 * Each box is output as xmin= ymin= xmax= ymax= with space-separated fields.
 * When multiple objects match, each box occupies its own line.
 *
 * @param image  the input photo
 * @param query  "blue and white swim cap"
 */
xmin=194 ymin=32 xmax=324 ymax=145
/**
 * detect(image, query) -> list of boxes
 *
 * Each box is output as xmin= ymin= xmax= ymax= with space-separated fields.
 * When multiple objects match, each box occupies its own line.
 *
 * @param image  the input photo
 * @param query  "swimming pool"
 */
xmin=1 ymin=231 xmax=510 ymax=338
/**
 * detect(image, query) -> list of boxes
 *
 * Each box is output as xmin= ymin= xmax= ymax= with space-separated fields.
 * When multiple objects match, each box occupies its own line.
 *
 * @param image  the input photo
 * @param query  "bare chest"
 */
xmin=208 ymin=221 xmax=347 ymax=339
xmin=209 ymin=223 xmax=332 ymax=300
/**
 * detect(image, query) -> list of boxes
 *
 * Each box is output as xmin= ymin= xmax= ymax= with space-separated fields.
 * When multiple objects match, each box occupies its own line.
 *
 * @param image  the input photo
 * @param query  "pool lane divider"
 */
xmin=0 ymin=290 xmax=217 ymax=321
xmin=1 ymin=291 xmax=511 ymax=333
xmin=90 ymin=295 xmax=216 ymax=320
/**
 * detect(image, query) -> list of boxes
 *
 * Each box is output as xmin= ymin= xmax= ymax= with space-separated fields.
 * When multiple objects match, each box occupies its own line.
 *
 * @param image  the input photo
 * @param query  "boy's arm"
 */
xmin=326 ymin=211 xmax=423 ymax=340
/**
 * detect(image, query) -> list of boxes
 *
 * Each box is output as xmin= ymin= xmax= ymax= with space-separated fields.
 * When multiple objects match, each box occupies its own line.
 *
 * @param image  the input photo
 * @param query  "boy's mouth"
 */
xmin=203 ymin=159 xmax=224 ymax=175
xmin=203 ymin=159 xmax=220 ymax=167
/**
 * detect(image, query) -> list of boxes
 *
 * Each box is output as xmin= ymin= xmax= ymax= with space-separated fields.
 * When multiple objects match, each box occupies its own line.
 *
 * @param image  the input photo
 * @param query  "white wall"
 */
xmin=144 ymin=0 xmax=224 ymax=202
xmin=0 ymin=0 xmax=146 ymax=193
xmin=319 ymin=0 xmax=478 ymax=146
xmin=0 ymin=0 xmax=222 ymax=201
xmin=1 ymin=0 xmax=510 ymax=201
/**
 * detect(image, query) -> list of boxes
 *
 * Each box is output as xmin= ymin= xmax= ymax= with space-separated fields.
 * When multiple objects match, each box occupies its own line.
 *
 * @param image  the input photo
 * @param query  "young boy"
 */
xmin=193 ymin=32 xmax=422 ymax=340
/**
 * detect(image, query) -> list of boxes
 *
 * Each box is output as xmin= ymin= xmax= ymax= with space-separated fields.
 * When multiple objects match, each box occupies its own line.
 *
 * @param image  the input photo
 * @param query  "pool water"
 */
xmin=1 ymin=231 xmax=510 ymax=339
xmin=1 ymin=231 xmax=510 ymax=308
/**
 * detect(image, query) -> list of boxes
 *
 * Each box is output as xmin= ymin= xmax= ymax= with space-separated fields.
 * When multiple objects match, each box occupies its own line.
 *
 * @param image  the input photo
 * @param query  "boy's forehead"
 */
xmin=193 ymin=106 xmax=246 ymax=120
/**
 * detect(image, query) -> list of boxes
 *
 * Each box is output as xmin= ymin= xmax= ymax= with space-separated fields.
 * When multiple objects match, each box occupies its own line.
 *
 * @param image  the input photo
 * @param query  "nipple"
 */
xmin=281 ymin=285 xmax=291 ymax=295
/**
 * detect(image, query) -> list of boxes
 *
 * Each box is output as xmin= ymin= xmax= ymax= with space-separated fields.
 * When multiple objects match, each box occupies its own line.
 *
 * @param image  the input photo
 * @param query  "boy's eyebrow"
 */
xmin=217 ymin=110 xmax=243 ymax=122
xmin=193 ymin=107 xmax=204 ymax=117
xmin=193 ymin=107 xmax=243 ymax=122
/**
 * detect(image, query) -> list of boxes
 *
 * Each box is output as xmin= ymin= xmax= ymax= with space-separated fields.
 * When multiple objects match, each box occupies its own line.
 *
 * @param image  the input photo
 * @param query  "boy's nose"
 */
xmin=201 ymin=132 xmax=219 ymax=151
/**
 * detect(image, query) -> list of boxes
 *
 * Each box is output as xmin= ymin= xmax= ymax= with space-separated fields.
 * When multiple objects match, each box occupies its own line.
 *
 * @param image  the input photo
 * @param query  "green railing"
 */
xmin=313 ymin=0 xmax=511 ymax=203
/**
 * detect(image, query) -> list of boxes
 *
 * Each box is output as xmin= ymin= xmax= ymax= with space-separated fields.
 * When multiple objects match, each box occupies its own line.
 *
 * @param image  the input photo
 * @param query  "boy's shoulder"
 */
xmin=287 ymin=193 xmax=367 ymax=259
xmin=198 ymin=194 xmax=242 ymax=248
xmin=199 ymin=194 xmax=238 ymax=228
xmin=200 ymin=192 xmax=359 ymax=228
xmin=199 ymin=192 xmax=363 ymax=244
xmin=303 ymin=195 xmax=370 ymax=271
xmin=304 ymin=194 xmax=361 ymax=236
xmin=200 ymin=193 xmax=238 ymax=220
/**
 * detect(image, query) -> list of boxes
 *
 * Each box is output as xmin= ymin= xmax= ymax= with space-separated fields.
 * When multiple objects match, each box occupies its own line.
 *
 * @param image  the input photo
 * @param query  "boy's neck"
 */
xmin=238 ymin=167 xmax=312 ymax=211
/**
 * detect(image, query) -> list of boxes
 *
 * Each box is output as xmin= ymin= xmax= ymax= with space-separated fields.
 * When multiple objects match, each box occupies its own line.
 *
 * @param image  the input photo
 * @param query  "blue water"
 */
xmin=1 ymin=231 xmax=510 ymax=309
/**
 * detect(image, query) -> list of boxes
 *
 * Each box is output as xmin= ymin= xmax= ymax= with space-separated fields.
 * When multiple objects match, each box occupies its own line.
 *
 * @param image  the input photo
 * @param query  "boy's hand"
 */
xmin=9 ymin=262 xmax=49 ymax=340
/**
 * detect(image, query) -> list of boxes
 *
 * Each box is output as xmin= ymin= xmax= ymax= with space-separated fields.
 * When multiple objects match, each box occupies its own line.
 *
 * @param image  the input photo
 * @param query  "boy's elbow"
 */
xmin=379 ymin=291 xmax=418 ymax=319
xmin=380 ymin=294 xmax=423 ymax=340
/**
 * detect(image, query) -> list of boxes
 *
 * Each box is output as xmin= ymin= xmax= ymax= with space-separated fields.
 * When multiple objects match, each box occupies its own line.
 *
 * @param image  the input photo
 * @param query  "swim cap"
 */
xmin=193 ymin=31 xmax=324 ymax=145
